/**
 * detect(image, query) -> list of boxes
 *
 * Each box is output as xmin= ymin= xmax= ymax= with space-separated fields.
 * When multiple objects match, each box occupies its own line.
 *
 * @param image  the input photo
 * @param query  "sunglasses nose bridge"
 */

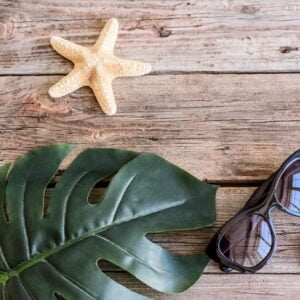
xmin=267 ymin=197 xmax=282 ymax=217
xmin=255 ymin=192 xmax=277 ymax=215
xmin=256 ymin=199 xmax=277 ymax=229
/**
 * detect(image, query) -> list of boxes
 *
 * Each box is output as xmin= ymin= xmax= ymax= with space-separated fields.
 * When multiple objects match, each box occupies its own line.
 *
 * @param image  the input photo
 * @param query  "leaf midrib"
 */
xmin=0 ymin=197 xmax=186 ymax=283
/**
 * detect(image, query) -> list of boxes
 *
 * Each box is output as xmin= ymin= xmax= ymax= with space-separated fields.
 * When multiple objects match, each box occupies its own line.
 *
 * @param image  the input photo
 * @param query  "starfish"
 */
xmin=48 ymin=18 xmax=151 ymax=115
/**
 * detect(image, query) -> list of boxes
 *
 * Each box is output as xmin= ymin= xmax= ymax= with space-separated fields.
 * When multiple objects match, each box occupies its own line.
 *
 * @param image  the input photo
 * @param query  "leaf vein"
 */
xmin=62 ymin=172 xmax=89 ymax=241
xmin=18 ymin=276 xmax=37 ymax=300
xmin=110 ymin=173 xmax=139 ymax=224
xmin=2 ymin=196 xmax=187 ymax=283
xmin=44 ymin=259 xmax=98 ymax=299
xmin=22 ymin=182 xmax=31 ymax=258
xmin=0 ymin=246 xmax=10 ymax=270
xmin=96 ymin=235 xmax=174 ymax=274
xmin=1 ymin=283 xmax=7 ymax=300
xmin=96 ymin=198 xmax=187 ymax=275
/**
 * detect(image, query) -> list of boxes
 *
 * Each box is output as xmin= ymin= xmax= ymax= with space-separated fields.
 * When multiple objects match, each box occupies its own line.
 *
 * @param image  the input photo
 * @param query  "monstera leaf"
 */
xmin=0 ymin=145 xmax=217 ymax=300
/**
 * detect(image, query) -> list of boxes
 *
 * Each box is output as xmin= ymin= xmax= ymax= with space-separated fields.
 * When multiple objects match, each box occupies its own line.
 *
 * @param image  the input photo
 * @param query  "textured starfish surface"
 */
xmin=49 ymin=18 xmax=151 ymax=115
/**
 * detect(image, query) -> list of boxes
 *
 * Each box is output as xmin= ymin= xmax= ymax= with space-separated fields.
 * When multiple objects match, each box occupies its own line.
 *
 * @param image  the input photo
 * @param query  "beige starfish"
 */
xmin=48 ymin=18 xmax=151 ymax=115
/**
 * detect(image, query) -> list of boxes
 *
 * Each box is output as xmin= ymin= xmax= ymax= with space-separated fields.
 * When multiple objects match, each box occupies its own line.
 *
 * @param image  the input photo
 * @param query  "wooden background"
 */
xmin=1 ymin=0 xmax=300 ymax=299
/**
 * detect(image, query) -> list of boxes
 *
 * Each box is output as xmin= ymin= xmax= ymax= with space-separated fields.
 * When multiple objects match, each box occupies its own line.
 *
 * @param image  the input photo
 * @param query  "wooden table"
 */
xmin=1 ymin=0 xmax=300 ymax=299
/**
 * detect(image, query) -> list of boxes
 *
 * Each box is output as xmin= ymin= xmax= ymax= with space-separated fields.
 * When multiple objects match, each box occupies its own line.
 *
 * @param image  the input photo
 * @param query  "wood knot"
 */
xmin=279 ymin=46 xmax=299 ymax=54
xmin=217 ymin=146 xmax=230 ymax=152
xmin=240 ymin=5 xmax=259 ymax=14
xmin=0 ymin=23 xmax=7 ymax=39
xmin=149 ymin=137 xmax=158 ymax=142
xmin=0 ymin=15 xmax=25 ymax=40
xmin=155 ymin=26 xmax=172 ymax=38
xmin=91 ymin=131 xmax=105 ymax=140
xmin=27 ymin=91 xmax=72 ymax=115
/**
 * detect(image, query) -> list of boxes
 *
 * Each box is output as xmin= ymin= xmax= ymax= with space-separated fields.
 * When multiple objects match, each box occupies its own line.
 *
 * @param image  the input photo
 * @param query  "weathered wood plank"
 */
xmin=103 ymin=272 xmax=300 ymax=300
xmin=0 ymin=74 xmax=299 ymax=181
xmin=1 ymin=0 xmax=300 ymax=74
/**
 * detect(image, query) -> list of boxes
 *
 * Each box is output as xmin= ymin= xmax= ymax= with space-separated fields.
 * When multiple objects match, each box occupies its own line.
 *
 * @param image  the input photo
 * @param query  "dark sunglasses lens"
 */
xmin=219 ymin=214 xmax=273 ymax=268
xmin=276 ymin=159 xmax=300 ymax=214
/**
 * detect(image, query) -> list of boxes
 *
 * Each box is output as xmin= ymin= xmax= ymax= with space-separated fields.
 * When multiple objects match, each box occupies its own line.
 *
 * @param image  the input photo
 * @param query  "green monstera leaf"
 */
xmin=0 ymin=144 xmax=217 ymax=300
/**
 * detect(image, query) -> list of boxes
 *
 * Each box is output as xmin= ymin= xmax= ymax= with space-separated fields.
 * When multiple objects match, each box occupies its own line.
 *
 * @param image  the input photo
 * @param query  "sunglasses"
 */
xmin=206 ymin=149 xmax=300 ymax=273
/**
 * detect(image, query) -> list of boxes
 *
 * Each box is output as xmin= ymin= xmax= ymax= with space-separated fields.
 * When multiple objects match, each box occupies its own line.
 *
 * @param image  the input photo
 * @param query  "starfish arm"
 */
xmin=49 ymin=68 xmax=86 ymax=98
xmin=93 ymin=18 xmax=119 ymax=53
xmin=111 ymin=57 xmax=152 ymax=77
xmin=50 ymin=36 xmax=87 ymax=61
xmin=90 ymin=71 xmax=117 ymax=115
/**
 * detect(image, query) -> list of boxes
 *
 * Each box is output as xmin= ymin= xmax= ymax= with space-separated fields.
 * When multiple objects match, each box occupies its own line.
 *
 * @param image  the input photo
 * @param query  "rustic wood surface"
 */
xmin=1 ymin=0 xmax=300 ymax=299
xmin=2 ymin=0 xmax=300 ymax=74
xmin=0 ymin=74 xmax=300 ymax=182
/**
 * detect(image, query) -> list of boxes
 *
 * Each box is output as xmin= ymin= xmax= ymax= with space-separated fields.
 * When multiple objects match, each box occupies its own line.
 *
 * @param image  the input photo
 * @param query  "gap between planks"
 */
xmin=2 ymin=71 xmax=300 ymax=77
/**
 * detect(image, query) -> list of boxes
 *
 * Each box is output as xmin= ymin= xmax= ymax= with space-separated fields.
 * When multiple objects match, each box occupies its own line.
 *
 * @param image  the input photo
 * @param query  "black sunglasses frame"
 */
xmin=206 ymin=149 xmax=300 ymax=273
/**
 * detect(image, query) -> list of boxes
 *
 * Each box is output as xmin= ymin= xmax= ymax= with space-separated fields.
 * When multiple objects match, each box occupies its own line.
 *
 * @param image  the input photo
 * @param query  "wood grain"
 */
xmin=104 ymin=272 xmax=300 ymax=300
xmin=1 ymin=0 xmax=300 ymax=74
xmin=0 ymin=73 xmax=299 ymax=181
